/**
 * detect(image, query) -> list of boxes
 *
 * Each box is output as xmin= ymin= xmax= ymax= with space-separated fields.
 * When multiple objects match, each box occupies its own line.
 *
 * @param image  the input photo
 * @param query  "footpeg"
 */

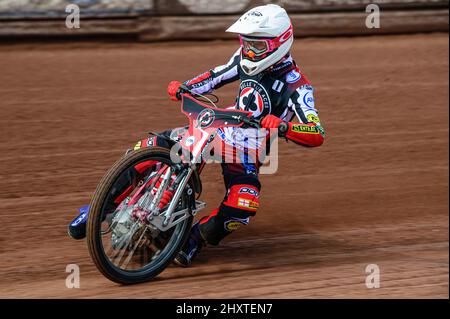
xmin=147 ymin=200 xmax=206 ymax=231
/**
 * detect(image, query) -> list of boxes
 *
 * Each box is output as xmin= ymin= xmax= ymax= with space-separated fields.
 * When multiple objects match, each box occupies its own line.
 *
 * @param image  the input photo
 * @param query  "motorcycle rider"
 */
xmin=68 ymin=4 xmax=325 ymax=267
xmin=168 ymin=4 xmax=325 ymax=266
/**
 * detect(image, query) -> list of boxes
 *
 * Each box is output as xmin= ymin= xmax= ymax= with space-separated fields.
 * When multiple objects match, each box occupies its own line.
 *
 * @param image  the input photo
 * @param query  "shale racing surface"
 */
xmin=0 ymin=34 xmax=448 ymax=298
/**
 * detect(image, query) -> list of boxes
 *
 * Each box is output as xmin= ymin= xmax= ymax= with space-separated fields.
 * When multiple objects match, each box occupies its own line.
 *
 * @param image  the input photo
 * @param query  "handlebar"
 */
xmin=179 ymin=84 xmax=288 ymax=134
xmin=178 ymin=84 xmax=190 ymax=96
xmin=239 ymin=116 xmax=288 ymax=135
xmin=237 ymin=115 xmax=261 ymax=129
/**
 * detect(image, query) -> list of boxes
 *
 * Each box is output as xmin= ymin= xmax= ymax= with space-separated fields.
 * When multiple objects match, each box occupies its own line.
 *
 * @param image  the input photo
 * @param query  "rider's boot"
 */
xmin=174 ymin=221 xmax=206 ymax=267
xmin=68 ymin=205 xmax=90 ymax=240
xmin=68 ymin=177 xmax=174 ymax=240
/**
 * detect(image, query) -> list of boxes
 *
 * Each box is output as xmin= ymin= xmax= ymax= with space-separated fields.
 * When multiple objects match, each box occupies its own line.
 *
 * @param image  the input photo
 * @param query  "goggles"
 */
xmin=239 ymin=24 xmax=293 ymax=61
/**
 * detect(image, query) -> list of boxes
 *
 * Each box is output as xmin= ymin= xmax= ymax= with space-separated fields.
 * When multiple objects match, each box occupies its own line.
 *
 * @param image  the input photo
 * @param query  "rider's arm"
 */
xmin=284 ymin=85 xmax=325 ymax=147
xmin=183 ymin=48 xmax=241 ymax=94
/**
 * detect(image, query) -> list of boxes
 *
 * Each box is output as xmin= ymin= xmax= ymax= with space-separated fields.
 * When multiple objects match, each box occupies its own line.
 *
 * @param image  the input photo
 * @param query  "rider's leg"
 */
xmin=199 ymin=167 xmax=261 ymax=245
xmin=174 ymin=163 xmax=261 ymax=266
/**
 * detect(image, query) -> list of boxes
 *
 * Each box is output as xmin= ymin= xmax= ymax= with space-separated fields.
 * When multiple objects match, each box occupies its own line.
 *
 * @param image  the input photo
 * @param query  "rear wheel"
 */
xmin=86 ymin=147 xmax=193 ymax=284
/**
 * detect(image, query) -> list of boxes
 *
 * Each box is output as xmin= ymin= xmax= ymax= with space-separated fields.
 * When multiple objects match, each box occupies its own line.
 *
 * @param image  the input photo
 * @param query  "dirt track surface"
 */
xmin=0 ymin=34 xmax=448 ymax=298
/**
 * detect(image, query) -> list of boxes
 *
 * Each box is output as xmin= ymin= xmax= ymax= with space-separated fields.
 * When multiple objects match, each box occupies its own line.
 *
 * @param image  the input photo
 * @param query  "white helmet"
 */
xmin=226 ymin=4 xmax=293 ymax=76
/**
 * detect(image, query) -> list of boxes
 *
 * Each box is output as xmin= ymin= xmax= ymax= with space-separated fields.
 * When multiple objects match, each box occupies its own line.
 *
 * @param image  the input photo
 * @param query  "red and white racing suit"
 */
xmin=174 ymin=48 xmax=325 ymax=245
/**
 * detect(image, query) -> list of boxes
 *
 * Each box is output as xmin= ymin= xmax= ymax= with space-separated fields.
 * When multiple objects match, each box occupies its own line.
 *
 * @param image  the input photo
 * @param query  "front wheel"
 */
xmin=86 ymin=147 xmax=193 ymax=284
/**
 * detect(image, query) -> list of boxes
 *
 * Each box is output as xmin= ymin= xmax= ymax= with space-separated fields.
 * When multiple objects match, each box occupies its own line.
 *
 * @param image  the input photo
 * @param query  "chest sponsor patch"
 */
xmin=286 ymin=69 xmax=301 ymax=83
xmin=238 ymin=80 xmax=271 ymax=118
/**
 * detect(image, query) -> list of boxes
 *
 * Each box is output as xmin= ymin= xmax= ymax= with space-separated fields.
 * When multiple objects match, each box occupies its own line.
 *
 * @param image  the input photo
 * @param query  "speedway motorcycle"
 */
xmin=80 ymin=87 xmax=282 ymax=284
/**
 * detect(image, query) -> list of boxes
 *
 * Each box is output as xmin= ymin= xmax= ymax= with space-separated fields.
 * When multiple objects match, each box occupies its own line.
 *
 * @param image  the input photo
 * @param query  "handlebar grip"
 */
xmin=176 ymin=84 xmax=190 ymax=100
xmin=179 ymin=84 xmax=190 ymax=92
xmin=278 ymin=122 xmax=288 ymax=137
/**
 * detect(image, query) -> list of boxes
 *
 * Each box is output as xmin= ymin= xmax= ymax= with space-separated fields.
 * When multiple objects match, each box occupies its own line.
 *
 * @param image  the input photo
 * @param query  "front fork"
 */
xmin=146 ymin=164 xmax=205 ymax=231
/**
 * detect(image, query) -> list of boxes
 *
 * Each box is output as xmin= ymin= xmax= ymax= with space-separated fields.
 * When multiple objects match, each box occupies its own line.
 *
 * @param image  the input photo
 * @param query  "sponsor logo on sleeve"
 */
xmin=302 ymin=90 xmax=315 ymax=109
xmin=291 ymin=124 xmax=319 ymax=134
xmin=306 ymin=113 xmax=320 ymax=124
